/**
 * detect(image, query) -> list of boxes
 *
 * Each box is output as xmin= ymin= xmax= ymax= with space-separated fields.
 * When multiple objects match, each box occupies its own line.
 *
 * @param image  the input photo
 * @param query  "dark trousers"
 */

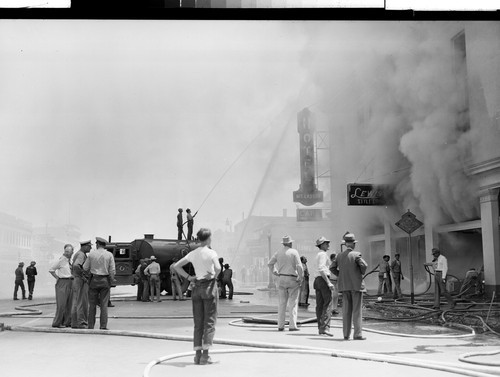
xmin=299 ymin=277 xmax=310 ymax=305
xmin=191 ymin=279 xmax=218 ymax=350
xmin=341 ymin=290 xmax=363 ymax=339
xmin=14 ymin=280 xmax=26 ymax=299
xmin=171 ymin=278 xmax=183 ymax=300
xmin=187 ymin=224 xmax=193 ymax=240
xmin=137 ymin=280 xmax=144 ymax=301
xmin=27 ymin=280 xmax=35 ymax=298
xmin=141 ymin=278 xmax=150 ymax=301
xmin=88 ymin=275 xmax=110 ymax=329
xmin=314 ymin=276 xmax=332 ymax=334
xmin=393 ymin=273 xmax=402 ymax=298
xmin=52 ymin=278 xmax=73 ymax=327
xmin=377 ymin=274 xmax=392 ymax=296
xmin=177 ymin=227 xmax=183 ymax=241
xmin=434 ymin=271 xmax=455 ymax=308
xmin=71 ymin=277 xmax=89 ymax=328
xmin=222 ymin=280 xmax=233 ymax=299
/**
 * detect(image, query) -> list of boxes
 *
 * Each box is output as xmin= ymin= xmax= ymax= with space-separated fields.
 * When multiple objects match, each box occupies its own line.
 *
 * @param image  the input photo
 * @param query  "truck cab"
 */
xmin=105 ymin=242 xmax=135 ymax=286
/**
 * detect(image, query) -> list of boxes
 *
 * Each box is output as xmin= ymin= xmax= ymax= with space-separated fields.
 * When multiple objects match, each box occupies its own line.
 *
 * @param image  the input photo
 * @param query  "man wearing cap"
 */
xmin=70 ymin=240 xmax=92 ymax=329
xmin=144 ymin=255 xmax=162 ymax=302
xmin=428 ymin=248 xmax=455 ymax=309
xmin=268 ymin=235 xmax=303 ymax=332
xmin=13 ymin=262 xmax=26 ymax=300
xmin=177 ymin=208 xmax=184 ymax=241
xmin=377 ymin=255 xmax=392 ymax=298
xmin=26 ymin=261 xmax=37 ymax=300
xmin=331 ymin=232 xmax=368 ymax=340
xmin=49 ymin=244 xmax=74 ymax=328
xmin=83 ymin=237 xmax=116 ymax=330
xmin=391 ymin=253 xmax=404 ymax=299
xmin=313 ymin=236 xmax=335 ymax=336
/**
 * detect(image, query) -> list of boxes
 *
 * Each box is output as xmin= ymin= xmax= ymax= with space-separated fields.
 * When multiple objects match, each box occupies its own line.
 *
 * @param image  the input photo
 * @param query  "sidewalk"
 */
xmin=1 ymin=288 xmax=499 ymax=377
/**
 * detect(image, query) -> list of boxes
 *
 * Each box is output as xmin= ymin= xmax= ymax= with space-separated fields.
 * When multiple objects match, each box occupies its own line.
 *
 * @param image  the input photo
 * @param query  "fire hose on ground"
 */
xmin=1 ymin=298 xmax=500 ymax=376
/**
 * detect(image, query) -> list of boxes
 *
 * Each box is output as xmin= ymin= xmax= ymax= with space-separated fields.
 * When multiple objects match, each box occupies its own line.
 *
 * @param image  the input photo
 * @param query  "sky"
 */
xmin=0 ymin=20 xmax=317 ymax=241
xmin=0 ymin=19 xmax=493 ymax=246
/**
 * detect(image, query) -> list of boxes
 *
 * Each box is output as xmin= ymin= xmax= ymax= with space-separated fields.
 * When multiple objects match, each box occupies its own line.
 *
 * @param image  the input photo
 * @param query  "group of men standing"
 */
xmin=268 ymin=232 xmax=368 ymax=340
xmin=135 ymin=256 xmax=163 ymax=302
xmin=48 ymin=237 xmax=116 ymax=330
xmin=268 ymin=231 xmax=457 ymax=340
xmin=376 ymin=253 xmax=404 ymax=299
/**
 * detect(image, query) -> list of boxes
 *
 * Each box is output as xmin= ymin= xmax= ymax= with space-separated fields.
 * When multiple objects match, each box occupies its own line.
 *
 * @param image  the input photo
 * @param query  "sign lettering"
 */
xmin=347 ymin=183 xmax=389 ymax=206
xmin=293 ymin=108 xmax=323 ymax=206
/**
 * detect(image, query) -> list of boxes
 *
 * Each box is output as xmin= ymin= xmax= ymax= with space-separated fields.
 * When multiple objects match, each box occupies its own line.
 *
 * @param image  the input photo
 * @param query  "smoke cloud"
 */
xmin=300 ymin=21 xmax=480 ymax=236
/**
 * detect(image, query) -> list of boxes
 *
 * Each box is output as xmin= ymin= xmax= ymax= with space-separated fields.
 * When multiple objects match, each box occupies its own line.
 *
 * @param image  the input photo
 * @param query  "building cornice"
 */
xmin=466 ymin=156 xmax=500 ymax=191
xmin=467 ymin=156 xmax=500 ymax=177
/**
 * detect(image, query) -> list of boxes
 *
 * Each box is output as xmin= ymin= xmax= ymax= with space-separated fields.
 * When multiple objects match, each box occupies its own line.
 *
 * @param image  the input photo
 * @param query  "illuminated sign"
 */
xmin=293 ymin=108 xmax=323 ymax=206
xmin=347 ymin=183 xmax=388 ymax=206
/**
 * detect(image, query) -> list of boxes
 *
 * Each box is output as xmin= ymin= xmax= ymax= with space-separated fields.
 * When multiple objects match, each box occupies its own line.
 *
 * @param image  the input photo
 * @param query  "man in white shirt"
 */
xmin=145 ymin=255 xmax=162 ymax=302
xmin=49 ymin=244 xmax=74 ymax=328
xmin=428 ymin=248 xmax=455 ymax=309
xmin=313 ymin=236 xmax=335 ymax=337
xmin=173 ymin=228 xmax=221 ymax=365
xmin=268 ymin=235 xmax=304 ymax=332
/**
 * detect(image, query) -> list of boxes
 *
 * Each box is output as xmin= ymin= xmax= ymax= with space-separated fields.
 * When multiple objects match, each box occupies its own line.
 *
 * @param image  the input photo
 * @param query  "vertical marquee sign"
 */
xmin=293 ymin=108 xmax=323 ymax=206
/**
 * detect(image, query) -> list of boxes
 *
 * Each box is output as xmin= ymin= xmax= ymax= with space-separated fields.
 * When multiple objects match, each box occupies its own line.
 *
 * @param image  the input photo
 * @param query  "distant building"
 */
xmin=32 ymin=224 xmax=81 ymax=263
xmin=0 ymin=211 xmax=33 ymax=264
xmin=223 ymin=210 xmax=331 ymax=286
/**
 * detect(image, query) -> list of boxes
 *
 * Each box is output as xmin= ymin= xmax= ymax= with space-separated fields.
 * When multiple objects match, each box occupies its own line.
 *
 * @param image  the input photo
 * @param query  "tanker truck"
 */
xmin=106 ymin=234 xmax=200 ymax=294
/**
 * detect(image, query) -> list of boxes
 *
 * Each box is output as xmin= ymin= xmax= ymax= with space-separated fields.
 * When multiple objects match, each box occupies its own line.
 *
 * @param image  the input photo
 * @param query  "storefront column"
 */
xmin=480 ymin=188 xmax=500 ymax=296
xmin=384 ymin=219 xmax=396 ymax=256
xmin=424 ymin=225 xmax=438 ymax=264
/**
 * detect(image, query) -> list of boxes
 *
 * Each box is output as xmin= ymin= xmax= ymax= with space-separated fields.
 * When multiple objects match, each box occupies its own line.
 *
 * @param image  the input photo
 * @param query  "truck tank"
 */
xmin=108 ymin=234 xmax=199 ymax=294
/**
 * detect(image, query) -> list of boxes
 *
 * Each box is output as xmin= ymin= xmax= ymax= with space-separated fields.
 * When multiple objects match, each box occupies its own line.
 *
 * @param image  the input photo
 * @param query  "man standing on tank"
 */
xmin=177 ymin=208 xmax=184 ymax=241
xmin=186 ymin=208 xmax=194 ymax=241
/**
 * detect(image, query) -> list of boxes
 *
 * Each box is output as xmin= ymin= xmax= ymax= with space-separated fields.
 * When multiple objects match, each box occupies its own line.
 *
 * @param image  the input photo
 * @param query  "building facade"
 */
xmin=327 ymin=22 xmax=500 ymax=296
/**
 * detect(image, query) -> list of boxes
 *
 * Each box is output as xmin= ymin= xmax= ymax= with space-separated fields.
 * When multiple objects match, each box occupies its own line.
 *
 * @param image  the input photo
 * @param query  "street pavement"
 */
xmin=1 ymin=286 xmax=499 ymax=377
